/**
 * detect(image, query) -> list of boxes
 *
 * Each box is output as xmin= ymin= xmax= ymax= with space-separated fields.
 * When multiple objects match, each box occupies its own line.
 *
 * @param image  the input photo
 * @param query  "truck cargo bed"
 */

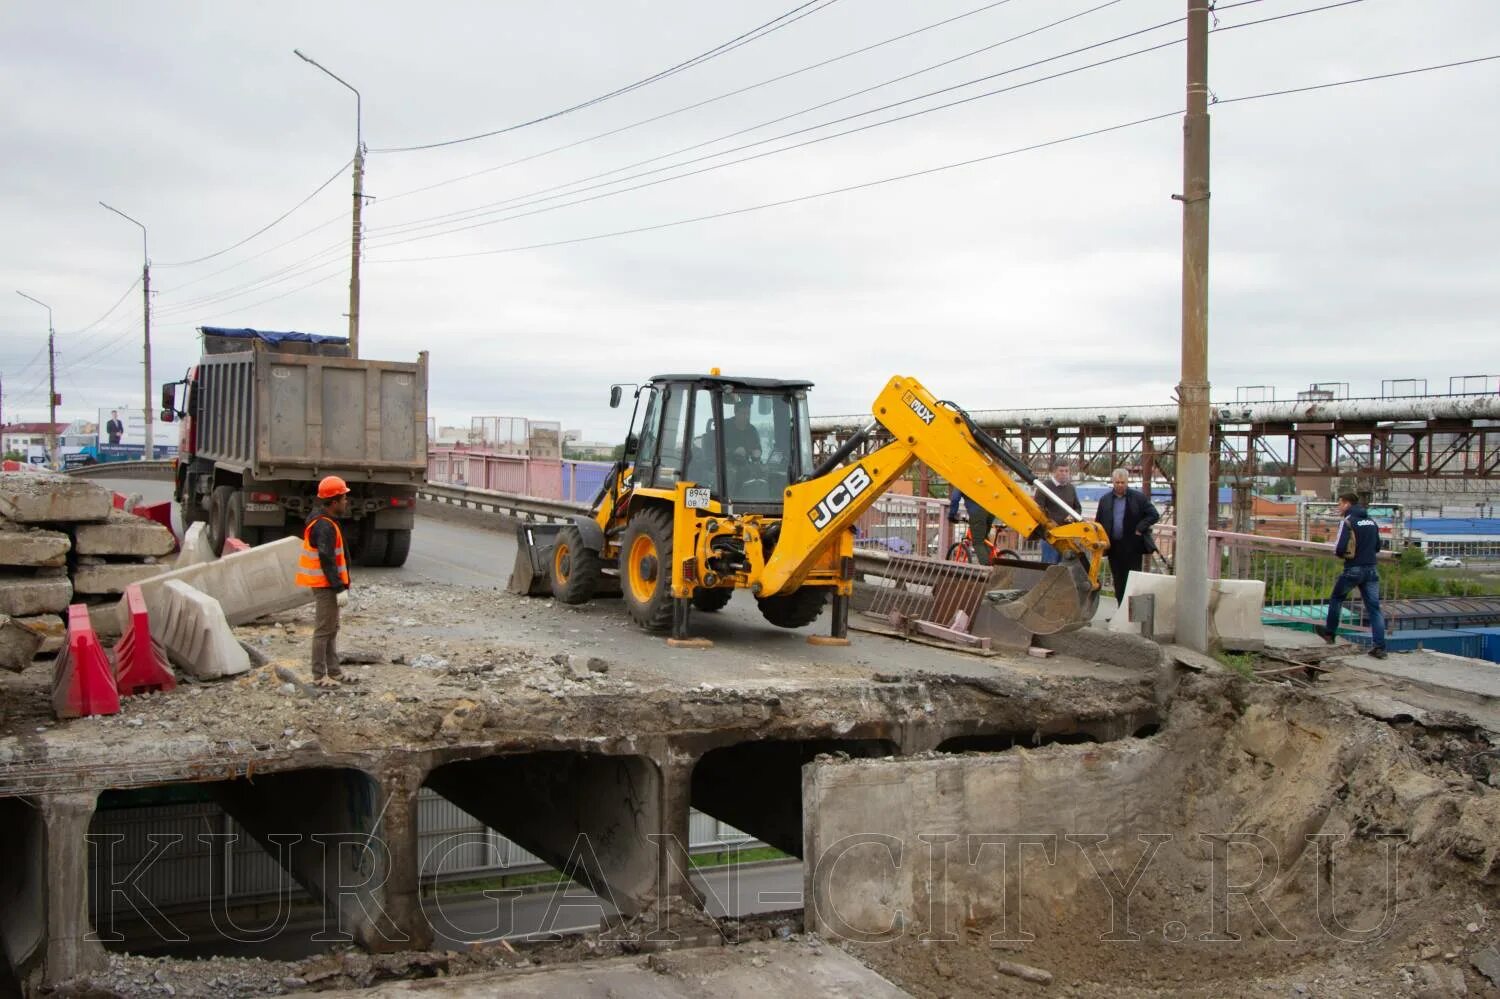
xmin=195 ymin=342 xmax=428 ymax=482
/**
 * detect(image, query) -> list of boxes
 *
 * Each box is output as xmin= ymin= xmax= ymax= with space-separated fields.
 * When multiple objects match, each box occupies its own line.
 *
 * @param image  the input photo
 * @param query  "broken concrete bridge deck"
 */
xmin=0 ymin=578 xmax=1162 ymax=987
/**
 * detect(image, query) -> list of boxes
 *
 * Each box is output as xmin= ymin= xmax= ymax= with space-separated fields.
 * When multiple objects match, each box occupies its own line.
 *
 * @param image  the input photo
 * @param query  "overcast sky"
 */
xmin=1 ymin=0 xmax=1496 ymax=440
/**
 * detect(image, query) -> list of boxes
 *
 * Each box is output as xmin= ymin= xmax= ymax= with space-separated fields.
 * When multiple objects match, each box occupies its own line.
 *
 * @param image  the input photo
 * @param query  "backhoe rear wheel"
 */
xmin=691 ymin=588 xmax=732 ymax=613
xmin=621 ymin=507 xmax=675 ymax=632
xmin=550 ymin=525 xmax=601 ymax=604
xmin=756 ymin=587 xmax=828 ymax=629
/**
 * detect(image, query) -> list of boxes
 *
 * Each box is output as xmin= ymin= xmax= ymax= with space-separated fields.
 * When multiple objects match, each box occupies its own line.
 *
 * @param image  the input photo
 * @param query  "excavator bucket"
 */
xmin=509 ymin=522 xmax=562 ymax=596
xmin=988 ymin=558 xmax=1099 ymax=635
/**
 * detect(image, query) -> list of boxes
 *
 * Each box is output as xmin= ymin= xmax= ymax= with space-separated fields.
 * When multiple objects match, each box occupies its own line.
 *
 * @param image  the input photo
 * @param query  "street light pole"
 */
xmin=295 ymin=48 xmax=363 ymax=357
xmin=15 ymin=291 xmax=57 ymax=469
xmin=99 ymin=202 xmax=153 ymax=461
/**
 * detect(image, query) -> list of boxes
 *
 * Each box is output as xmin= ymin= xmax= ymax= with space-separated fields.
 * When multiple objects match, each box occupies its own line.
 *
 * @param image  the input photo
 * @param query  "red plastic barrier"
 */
xmin=112 ymin=491 xmax=129 ymax=510
xmin=52 ymin=605 xmax=120 ymax=720
xmin=112 ymin=585 xmax=176 ymax=697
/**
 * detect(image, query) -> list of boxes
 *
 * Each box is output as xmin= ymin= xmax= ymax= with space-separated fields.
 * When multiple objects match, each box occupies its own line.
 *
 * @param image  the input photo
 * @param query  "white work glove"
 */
xmin=336 ymin=590 xmax=350 ymax=608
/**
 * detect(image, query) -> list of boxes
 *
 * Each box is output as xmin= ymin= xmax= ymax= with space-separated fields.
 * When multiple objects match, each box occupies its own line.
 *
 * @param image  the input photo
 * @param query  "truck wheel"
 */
xmin=620 ymin=507 xmax=675 ymax=632
xmin=224 ymin=492 xmax=255 ymax=547
xmin=756 ymin=587 xmax=829 ymax=629
xmin=207 ymin=485 xmax=235 ymax=556
xmin=354 ymin=523 xmax=387 ymax=567
xmin=384 ymin=528 xmax=413 ymax=567
xmin=550 ymin=525 xmax=600 ymax=603
xmin=691 ymin=588 xmax=732 ymax=613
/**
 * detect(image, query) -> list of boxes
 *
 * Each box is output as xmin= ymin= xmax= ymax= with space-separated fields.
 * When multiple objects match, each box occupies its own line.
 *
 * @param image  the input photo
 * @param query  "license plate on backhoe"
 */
xmin=685 ymin=488 xmax=711 ymax=509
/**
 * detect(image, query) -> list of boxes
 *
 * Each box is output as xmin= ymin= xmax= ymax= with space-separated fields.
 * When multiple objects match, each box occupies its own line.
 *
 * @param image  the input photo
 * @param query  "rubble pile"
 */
xmin=0 ymin=472 xmax=175 ymax=672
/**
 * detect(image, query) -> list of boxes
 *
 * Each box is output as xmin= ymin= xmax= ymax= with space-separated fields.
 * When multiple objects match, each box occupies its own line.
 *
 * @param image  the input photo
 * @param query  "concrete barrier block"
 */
xmin=73 ymin=562 xmax=165 ymax=596
xmin=0 ymin=520 xmax=71 ymax=567
xmin=1109 ymin=572 xmax=1178 ymax=642
xmin=73 ymin=510 xmax=176 ymax=558
xmin=121 ymin=535 xmax=309 ymax=634
xmin=1210 ymin=578 xmax=1266 ymax=652
xmin=151 ymin=580 xmax=250 ymax=680
xmin=0 ymin=614 xmax=46 ymax=672
xmin=0 ymin=473 xmax=111 ymax=524
xmin=174 ymin=523 xmax=215 ymax=568
xmin=0 ymin=575 xmax=72 ymax=617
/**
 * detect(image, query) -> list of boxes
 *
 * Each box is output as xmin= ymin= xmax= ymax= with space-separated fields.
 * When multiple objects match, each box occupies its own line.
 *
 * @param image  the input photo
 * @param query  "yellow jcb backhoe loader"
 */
xmin=512 ymin=372 xmax=1110 ymax=646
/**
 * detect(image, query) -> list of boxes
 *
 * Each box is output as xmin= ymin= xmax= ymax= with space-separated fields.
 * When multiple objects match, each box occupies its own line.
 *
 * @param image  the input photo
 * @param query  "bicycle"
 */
xmin=946 ymin=521 xmax=1018 ymax=564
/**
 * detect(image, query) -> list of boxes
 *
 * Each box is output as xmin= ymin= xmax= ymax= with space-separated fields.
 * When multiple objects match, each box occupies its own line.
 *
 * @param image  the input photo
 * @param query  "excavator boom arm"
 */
xmin=760 ymin=375 xmax=1108 ymax=598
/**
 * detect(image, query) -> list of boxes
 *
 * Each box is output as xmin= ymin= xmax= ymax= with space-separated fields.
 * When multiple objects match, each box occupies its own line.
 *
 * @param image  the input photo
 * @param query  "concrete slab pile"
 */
xmin=0 ymin=473 xmax=177 ymax=672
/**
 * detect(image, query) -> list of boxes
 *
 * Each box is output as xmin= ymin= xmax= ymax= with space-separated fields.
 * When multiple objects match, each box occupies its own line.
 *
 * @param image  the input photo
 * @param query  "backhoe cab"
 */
xmin=513 ymin=373 xmax=1108 ymax=649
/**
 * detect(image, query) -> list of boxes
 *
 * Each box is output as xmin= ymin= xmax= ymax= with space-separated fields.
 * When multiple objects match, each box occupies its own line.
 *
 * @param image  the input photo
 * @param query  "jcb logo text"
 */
xmin=809 ymin=466 xmax=873 ymax=531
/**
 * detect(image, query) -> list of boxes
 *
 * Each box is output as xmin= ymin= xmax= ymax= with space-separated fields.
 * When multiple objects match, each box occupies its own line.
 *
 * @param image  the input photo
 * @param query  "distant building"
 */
xmin=1 ymin=422 xmax=68 ymax=455
xmin=1407 ymin=518 xmax=1500 ymax=562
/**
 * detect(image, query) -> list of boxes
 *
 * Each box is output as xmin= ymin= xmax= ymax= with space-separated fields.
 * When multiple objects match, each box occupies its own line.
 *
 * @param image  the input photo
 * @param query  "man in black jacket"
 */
xmin=1035 ymin=462 xmax=1082 ymax=564
xmin=1315 ymin=492 xmax=1388 ymax=658
xmin=1094 ymin=468 xmax=1160 ymax=601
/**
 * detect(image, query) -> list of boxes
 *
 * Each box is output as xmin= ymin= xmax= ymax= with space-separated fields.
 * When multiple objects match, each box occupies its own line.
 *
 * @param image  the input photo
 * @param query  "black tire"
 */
xmin=946 ymin=540 xmax=972 ymax=563
xmin=691 ymin=588 xmax=733 ymax=613
xmin=756 ymin=587 xmax=829 ymax=629
xmin=550 ymin=525 xmax=600 ymax=603
xmin=384 ymin=528 xmax=413 ymax=567
xmin=224 ymin=492 xmax=254 ymax=547
xmin=620 ymin=506 xmax=675 ymax=632
xmin=207 ymin=485 xmax=235 ymax=556
xmin=355 ymin=525 xmax=388 ymax=567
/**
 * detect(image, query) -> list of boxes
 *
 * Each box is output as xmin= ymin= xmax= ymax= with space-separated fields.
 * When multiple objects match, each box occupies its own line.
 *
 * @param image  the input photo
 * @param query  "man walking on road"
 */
xmin=296 ymin=476 xmax=352 ymax=688
xmin=1315 ymin=492 xmax=1388 ymax=659
xmin=1094 ymin=468 xmax=1159 ymax=601
xmin=1035 ymin=462 xmax=1082 ymax=564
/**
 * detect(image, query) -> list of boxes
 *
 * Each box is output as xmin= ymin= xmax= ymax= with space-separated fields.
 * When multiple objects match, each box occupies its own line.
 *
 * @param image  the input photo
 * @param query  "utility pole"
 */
xmin=16 ymin=291 xmax=57 ymax=468
xmin=100 ymin=202 xmax=153 ymax=460
xmin=1174 ymin=0 xmax=1212 ymax=651
xmin=295 ymin=48 xmax=363 ymax=357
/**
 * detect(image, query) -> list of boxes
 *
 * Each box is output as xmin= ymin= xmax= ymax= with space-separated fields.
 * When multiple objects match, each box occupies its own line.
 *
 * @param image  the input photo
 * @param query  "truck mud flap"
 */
xmin=510 ymin=522 xmax=563 ymax=597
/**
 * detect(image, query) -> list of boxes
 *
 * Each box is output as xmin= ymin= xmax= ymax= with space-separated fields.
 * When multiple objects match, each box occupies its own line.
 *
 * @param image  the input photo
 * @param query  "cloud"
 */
xmin=1 ymin=0 xmax=1496 ymax=441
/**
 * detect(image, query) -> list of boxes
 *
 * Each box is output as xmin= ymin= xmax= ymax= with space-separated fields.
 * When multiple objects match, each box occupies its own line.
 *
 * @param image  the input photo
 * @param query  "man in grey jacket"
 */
xmin=1035 ymin=462 xmax=1082 ymax=564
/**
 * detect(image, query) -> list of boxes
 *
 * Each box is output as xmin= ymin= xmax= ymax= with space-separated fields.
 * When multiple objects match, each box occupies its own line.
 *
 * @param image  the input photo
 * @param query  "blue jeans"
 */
xmin=1326 ymin=564 xmax=1385 ymax=649
xmin=1039 ymin=540 xmax=1061 ymax=565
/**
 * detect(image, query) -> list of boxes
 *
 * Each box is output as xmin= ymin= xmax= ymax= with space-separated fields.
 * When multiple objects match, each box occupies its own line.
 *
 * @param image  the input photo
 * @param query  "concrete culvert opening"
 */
xmin=805 ymin=677 xmax=1500 ymax=996
xmin=0 ymin=796 xmax=45 ymax=988
xmin=692 ymin=738 xmax=900 ymax=860
xmin=86 ymin=767 xmax=391 ymax=961
xmin=422 ymin=750 xmax=661 ymax=943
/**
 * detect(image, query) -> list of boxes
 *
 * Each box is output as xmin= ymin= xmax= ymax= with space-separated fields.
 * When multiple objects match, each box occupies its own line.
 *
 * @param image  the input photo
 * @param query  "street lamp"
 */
xmin=15 ymin=290 xmax=57 ymax=468
xmin=98 ymin=201 xmax=154 ymax=461
xmin=294 ymin=48 xmax=364 ymax=357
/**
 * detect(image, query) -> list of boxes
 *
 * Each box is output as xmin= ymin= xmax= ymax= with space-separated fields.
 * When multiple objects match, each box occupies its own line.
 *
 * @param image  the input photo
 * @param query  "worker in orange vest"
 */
xmin=296 ymin=476 xmax=352 ymax=688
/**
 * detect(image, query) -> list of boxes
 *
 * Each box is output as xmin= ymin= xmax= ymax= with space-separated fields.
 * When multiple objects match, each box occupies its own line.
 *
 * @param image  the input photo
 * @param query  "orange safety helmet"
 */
xmin=317 ymin=475 xmax=351 ymax=499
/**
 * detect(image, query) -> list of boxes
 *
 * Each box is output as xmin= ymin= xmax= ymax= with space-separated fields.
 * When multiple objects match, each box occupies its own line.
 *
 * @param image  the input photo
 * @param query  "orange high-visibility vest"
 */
xmin=296 ymin=516 xmax=350 ymax=588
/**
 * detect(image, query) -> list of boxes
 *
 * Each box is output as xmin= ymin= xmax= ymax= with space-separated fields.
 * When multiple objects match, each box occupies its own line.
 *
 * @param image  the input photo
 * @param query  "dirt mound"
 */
xmin=848 ymin=675 xmax=1500 ymax=997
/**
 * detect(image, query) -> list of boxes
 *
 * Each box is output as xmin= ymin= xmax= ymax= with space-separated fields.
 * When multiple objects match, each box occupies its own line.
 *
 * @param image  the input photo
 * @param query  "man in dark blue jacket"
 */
xmin=1094 ymin=468 xmax=1160 ymax=600
xmin=1315 ymin=492 xmax=1387 ymax=658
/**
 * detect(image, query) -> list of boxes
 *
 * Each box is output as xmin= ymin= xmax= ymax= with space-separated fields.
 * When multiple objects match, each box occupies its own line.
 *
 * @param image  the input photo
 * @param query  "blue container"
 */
xmin=1456 ymin=626 xmax=1500 ymax=664
xmin=1349 ymin=628 xmax=1484 ymax=658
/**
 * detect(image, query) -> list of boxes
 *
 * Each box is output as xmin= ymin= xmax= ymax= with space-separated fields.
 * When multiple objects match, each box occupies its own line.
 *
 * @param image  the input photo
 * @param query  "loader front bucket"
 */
xmin=990 ymin=557 xmax=1099 ymax=635
xmin=509 ymin=522 xmax=563 ymax=596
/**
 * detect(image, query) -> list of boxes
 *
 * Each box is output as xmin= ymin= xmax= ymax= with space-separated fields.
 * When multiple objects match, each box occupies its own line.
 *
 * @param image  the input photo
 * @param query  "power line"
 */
xmin=62 ymin=275 xmax=143 ymax=336
xmin=155 ymin=208 xmax=349 ymax=295
xmin=366 ymin=0 xmax=1134 ymax=240
xmin=371 ymin=0 xmax=846 ymax=154
xmin=376 ymin=0 xmax=1027 ymax=205
xmin=370 ymin=52 xmax=1498 ymax=265
xmin=364 ymin=0 xmax=1347 ymax=254
xmin=155 ymin=157 xmax=352 ymax=267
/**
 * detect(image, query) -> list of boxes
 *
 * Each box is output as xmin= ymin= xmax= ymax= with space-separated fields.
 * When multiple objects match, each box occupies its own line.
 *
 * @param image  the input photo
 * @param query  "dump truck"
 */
xmin=160 ymin=327 xmax=429 ymax=566
xmin=513 ymin=372 xmax=1107 ymax=647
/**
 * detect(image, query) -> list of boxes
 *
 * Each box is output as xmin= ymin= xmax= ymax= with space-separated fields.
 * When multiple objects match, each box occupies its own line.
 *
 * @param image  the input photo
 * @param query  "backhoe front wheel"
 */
xmin=551 ymin=525 xmax=601 ymax=604
xmin=756 ymin=587 xmax=828 ymax=629
xmin=621 ymin=507 xmax=675 ymax=632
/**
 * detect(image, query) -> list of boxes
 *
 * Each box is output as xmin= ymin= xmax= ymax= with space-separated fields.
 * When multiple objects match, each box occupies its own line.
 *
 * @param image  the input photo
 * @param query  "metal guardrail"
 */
xmin=64 ymin=460 xmax=175 ymax=480
xmin=418 ymin=482 xmax=588 ymax=522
